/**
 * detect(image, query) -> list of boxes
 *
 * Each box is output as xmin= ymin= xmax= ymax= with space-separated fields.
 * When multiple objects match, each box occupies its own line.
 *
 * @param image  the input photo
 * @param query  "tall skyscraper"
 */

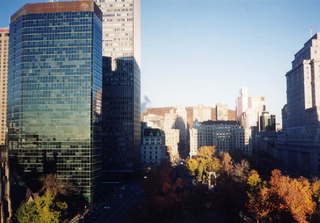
xmin=0 ymin=29 xmax=9 ymax=145
xmin=94 ymin=0 xmax=141 ymax=67
xmin=236 ymin=88 xmax=249 ymax=121
xmin=286 ymin=33 xmax=320 ymax=132
xmin=96 ymin=0 xmax=141 ymax=169
xmin=259 ymin=110 xmax=276 ymax=132
xmin=274 ymin=33 xmax=320 ymax=176
xmin=0 ymin=29 xmax=10 ymax=218
xmin=8 ymin=1 xmax=103 ymax=202
xmin=102 ymin=56 xmax=140 ymax=169
xmin=236 ymin=88 xmax=266 ymax=129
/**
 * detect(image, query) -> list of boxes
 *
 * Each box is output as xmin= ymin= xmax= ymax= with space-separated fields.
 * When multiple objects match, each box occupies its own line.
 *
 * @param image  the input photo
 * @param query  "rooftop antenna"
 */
xmin=310 ymin=26 xmax=315 ymax=38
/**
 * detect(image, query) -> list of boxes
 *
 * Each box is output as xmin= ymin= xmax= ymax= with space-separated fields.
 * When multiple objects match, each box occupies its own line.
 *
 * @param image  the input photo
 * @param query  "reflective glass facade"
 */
xmin=102 ymin=57 xmax=140 ymax=169
xmin=96 ymin=0 xmax=141 ymax=170
xmin=8 ymin=5 xmax=102 ymax=203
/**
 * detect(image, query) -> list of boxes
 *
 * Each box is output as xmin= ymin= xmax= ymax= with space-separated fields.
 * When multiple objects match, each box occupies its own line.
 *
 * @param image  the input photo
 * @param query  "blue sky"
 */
xmin=1 ymin=0 xmax=320 ymax=121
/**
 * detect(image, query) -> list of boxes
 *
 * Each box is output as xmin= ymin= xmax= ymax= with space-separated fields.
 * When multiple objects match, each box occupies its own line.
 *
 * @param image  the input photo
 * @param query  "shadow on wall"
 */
xmin=173 ymin=116 xmax=188 ymax=160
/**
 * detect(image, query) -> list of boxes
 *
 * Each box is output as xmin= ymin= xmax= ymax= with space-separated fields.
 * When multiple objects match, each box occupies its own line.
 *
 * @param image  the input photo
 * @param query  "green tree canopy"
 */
xmin=16 ymin=192 xmax=68 ymax=223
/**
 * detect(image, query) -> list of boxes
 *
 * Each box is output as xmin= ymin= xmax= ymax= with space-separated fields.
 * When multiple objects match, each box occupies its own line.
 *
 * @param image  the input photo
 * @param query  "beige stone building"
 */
xmin=140 ymin=128 xmax=167 ymax=167
xmin=192 ymin=105 xmax=212 ymax=123
xmin=0 ymin=29 xmax=9 ymax=146
xmin=94 ymin=0 xmax=141 ymax=68
xmin=216 ymin=104 xmax=229 ymax=121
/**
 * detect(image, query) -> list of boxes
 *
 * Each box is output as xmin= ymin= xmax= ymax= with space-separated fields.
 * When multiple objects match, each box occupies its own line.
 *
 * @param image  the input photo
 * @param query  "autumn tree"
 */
xmin=220 ymin=152 xmax=233 ymax=174
xmin=247 ymin=169 xmax=315 ymax=223
xmin=186 ymin=159 xmax=198 ymax=177
xmin=16 ymin=192 xmax=68 ymax=223
xmin=197 ymin=146 xmax=216 ymax=158
xmin=40 ymin=174 xmax=72 ymax=196
xmin=247 ymin=170 xmax=262 ymax=189
xmin=186 ymin=150 xmax=221 ymax=184
xmin=233 ymin=160 xmax=250 ymax=181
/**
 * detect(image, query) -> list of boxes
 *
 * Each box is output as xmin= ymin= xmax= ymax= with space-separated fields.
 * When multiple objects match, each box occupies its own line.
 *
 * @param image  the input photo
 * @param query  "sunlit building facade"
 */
xmin=275 ymin=33 xmax=320 ymax=176
xmin=0 ymin=29 xmax=9 ymax=146
xmin=189 ymin=121 xmax=244 ymax=155
xmin=8 ymin=1 xmax=103 ymax=202
xmin=216 ymin=104 xmax=229 ymax=121
xmin=94 ymin=0 xmax=141 ymax=66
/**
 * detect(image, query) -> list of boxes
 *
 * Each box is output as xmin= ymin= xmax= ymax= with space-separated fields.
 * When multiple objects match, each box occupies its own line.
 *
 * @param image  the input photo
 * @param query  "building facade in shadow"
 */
xmin=275 ymin=33 xmax=320 ymax=177
xmin=94 ymin=0 xmax=141 ymax=171
xmin=0 ymin=145 xmax=12 ymax=223
xmin=102 ymin=57 xmax=141 ymax=170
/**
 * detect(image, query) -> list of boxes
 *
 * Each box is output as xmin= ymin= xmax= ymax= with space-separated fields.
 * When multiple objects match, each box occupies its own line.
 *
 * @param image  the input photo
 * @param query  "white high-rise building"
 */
xmin=189 ymin=127 xmax=199 ymax=157
xmin=164 ymin=129 xmax=180 ymax=163
xmin=236 ymin=88 xmax=249 ymax=121
xmin=236 ymin=88 xmax=266 ymax=129
xmin=94 ymin=0 xmax=141 ymax=68
xmin=274 ymin=33 xmax=320 ymax=176
xmin=286 ymin=32 xmax=320 ymax=132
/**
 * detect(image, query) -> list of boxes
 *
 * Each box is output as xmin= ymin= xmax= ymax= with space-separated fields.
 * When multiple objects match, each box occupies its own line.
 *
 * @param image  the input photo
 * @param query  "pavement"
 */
xmin=80 ymin=183 xmax=144 ymax=223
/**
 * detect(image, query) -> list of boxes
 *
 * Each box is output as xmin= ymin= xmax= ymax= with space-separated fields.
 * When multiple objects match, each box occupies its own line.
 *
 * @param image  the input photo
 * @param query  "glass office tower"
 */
xmin=95 ymin=0 xmax=141 ymax=170
xmin=8 ymin=1 xmax=102 ymax=202
xmin=102 ymin=56 xmax=140 ymax=170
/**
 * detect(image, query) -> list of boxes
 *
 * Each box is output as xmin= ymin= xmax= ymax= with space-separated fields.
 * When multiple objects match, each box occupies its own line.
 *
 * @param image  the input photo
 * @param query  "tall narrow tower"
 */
xmin=286 ymin=33 xmax=320 ymax=131
xmin=0 ymin=29 xmax=9 ymax=146
xmin=95 ymin=0 xmax=141 ymax=169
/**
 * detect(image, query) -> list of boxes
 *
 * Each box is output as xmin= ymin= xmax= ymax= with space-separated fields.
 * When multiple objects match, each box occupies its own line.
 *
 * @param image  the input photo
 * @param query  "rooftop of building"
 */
xmin=143 ymin=128 xmax=164 ymax=137
xmin=201 ymin=120 xmax=239 ymax=125
xmin=11 ymin=0 xmax=102 ymax=22
xmin=0 ymin=28 xmax=9 ymax=33
xmin=293 ymin=32 xmax=320 ymax=58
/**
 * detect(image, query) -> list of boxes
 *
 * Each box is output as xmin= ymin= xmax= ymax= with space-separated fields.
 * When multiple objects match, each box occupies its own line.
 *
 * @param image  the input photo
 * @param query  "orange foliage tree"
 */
xmin=247 ymin=169 xmax=315 ymax=223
